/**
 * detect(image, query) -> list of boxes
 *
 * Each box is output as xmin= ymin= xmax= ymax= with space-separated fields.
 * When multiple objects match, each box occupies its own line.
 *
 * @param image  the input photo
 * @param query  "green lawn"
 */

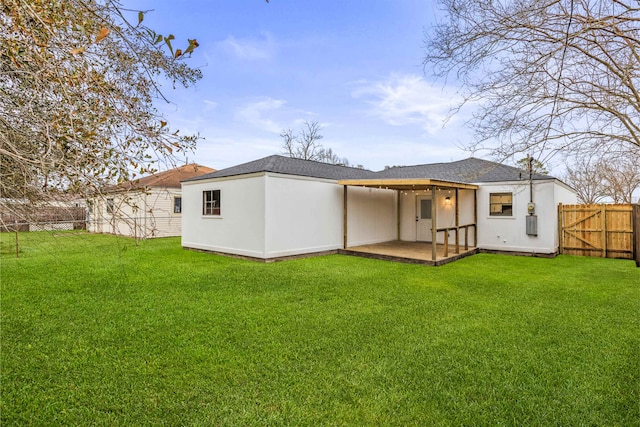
xmin=1 ymin=232 xmax=638 ymax=426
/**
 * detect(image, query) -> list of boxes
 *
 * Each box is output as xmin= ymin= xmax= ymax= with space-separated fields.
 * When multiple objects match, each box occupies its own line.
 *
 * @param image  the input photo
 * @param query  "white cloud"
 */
xmin=352 ymin=74 xmax=463 ymax=134
xmin=235 ymin=97 xmax=286 ymax=133
xmin=219 ymin=33 xmax=275 ymax=61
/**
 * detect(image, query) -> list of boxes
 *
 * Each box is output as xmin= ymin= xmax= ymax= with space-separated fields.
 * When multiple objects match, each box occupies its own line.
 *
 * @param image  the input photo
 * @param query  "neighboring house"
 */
xmin=181 ymin=155 xmax=576 ymax=261
xmin=89 ymin=164 xmax=215 ymax=238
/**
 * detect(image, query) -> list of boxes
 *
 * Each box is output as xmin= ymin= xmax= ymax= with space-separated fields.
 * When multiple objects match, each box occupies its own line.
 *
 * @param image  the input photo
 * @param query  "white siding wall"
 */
xmin=458 ymin=189 xmax=476 ymax=228
xmin=180 ymin=172 xmax=577 ymax=259
xmin=110 ymin=192 xmax=143 ymax=237
xmin=87 ymin=188 xmax=182 ymax=238
xmin=86 ymin=200 xmax=102 ymax=234
xmin=182 ymin=173 xmax=400 ymax=259
xmin=264 ymin=174 xmax=344 ymax=257
xmin=398 ymin=188 xmax=476 ymax=245
xmin=455 ymin=188 xmax=476 ymax=247
xmin=476 ymin=180 xmax=570 ymax=254
xmin=141 ymin=189 xmax=182 ymax=238
xmin=88 ymin=193 xmax=142 ymax=237
xmin=346 ymin=186 xmax=397 ymax=247
xmin=435 ymin=189 xmax=457 ymax=243
xmin=181 ymin=174 xmax=266 ymax=258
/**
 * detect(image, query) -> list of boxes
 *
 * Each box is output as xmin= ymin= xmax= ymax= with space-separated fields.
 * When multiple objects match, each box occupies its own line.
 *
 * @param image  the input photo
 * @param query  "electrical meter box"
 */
xmin=526 ymin=215 xmax=538 ymax=236
xmin=527 ymin=202 xmax=535 ymax=214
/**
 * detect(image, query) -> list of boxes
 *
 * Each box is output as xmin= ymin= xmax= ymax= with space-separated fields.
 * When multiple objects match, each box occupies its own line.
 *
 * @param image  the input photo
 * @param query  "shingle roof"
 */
xmin=185 ymin=155 xmax=554 ymax=184
xmin=114 ymin=164 xmax=216 ymax=190
xmin=374 ymin=158 xmax=553 ymax=183
xmin=184 ymin=155 xmax=378 ymax=182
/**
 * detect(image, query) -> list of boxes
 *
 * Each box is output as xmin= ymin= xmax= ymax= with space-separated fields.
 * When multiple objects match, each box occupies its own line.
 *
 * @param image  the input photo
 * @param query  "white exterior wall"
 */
xmin=181 ymin=174 xmax=266 ymax=258
xmin=398 ymin=188 xmax=476 ymax=246
xmin=457 ymin=188 xmax=477 ymax=247
xmin=264 ymin=174 xmax=344 ymax=257
xmin=180 ymin=170 xmax=577 ymax=260
xmin=87 ymin=188 xmax=182 ymax=238
xmin=434 ymin=189 xmax=458 ymax=244
xmin=142 ymin=188 xmax=182 ymax=238
xmin=182 ymin=173 xmax=402 ymax=259
xmin=182 ymin=173 xmax=344 ymax=259
xmin=346 ymin=187 xmax=397 ymax=247
xmin=476 ymin=180 xmax=576 ymax=254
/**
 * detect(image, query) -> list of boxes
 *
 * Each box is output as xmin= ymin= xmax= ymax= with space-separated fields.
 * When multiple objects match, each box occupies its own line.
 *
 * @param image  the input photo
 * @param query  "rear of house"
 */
xmin=182 ymin=155 xmax=577 ymax=261
xmin=181 ymin=156 xmax=385 ymax=259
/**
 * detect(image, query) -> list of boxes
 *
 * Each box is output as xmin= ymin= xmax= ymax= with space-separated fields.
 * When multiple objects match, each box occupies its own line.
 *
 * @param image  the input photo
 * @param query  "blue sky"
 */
xmin=131 ymin=0 xmax=478 ymax=171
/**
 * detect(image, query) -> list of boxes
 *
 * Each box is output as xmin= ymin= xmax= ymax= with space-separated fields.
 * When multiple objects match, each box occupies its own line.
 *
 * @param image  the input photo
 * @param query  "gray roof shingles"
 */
xmin=375 ymin=158 xmax=553 ymax=183
xmin=184 ymin=155 xmax=378 ymax=182
xmin=185 ymin=155 xmax=554 ymax=184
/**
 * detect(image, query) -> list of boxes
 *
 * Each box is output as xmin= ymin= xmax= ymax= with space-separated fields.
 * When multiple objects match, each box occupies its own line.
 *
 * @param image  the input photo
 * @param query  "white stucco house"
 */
xmin=181 ymin=155 xmax=576 ymax=263
xmin=88 ymin=164 xmax=215 ymax=238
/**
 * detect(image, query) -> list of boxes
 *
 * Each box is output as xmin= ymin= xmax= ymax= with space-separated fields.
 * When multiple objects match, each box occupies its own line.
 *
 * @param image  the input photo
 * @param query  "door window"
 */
xmin=420 ymin=199 xmax=432 ymax=219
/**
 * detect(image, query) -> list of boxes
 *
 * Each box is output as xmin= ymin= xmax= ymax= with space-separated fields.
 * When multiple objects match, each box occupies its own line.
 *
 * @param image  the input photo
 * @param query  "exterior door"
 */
xmin=416 ymin=196 xmax=432 ymax=241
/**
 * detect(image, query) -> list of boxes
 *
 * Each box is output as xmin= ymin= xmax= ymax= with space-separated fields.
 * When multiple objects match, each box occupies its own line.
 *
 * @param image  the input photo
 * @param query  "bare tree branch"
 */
xmin=564 ymin=147 xmax=640 ymax=203
xmin=424 ymin=0 xmax=640 ymax=163
xmin=280 ymin=121 xmax=350 ymax=166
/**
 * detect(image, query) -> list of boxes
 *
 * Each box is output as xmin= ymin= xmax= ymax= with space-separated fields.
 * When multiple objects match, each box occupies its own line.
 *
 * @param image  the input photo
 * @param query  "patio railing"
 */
xmin=436 ymin=223 xmax=476 ymax=257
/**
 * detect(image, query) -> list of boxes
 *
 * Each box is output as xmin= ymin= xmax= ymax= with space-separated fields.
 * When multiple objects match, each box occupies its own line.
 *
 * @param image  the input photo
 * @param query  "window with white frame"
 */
xmin=202 ymin=190 xmax=221 ymax=215
xmin=489 ymin=192 xmax=513 ymax=216
xmin=173 ymin=197 xmax=182 ymax=214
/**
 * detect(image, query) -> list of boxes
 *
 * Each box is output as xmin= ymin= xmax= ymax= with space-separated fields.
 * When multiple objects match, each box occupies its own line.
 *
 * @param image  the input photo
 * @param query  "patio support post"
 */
xmin=431 ymin=185 xmax=437 ymax=261
xmin=474 ymin=189 xmax=478 ymax=247
xmin=464 ymin=226 xmax=469 ymax=250
xmin=397 ymin=190 xmax=401 ymax=240
xmin=343 ymin=185 xmax=348 ymax=249
xmin=455 ymin=188 xmax=460 ymax=254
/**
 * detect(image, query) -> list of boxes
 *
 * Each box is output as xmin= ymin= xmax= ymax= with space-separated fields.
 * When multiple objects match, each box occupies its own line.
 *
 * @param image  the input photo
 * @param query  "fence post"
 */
xmin=634 ymin=204 xmax=640 ymax=267
xmin=14 ymin=220 xmax=19 ymax=258
xmin=557 ymin=203 xmax=563 ymax=255
xmin=601 ymin=204 xmax=607 ymax=258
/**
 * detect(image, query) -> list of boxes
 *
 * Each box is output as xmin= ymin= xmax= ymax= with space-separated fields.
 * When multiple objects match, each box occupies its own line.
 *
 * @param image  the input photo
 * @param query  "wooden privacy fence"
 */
xmin=558 ymin=203 xmax=637 ymax=262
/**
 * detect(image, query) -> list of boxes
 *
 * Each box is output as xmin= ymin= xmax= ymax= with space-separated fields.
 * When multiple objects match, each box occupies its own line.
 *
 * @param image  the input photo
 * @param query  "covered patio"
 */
xmin=339 ymin=178 xmax=479 ymax=265
xmin=339 ymin=240 xmax=479 ymax=266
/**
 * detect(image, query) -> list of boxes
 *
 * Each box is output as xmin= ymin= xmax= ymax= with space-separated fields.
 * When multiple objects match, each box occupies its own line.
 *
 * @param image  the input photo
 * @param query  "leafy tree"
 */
xmin=1 ymin=0 xmax=201 ymax=210
xmin=281 ymin=121 xmax=350 ymax=166
xmin=516 ymin=157 xmax=549 ymax=175
xmin=423 ymin=0 xmax=640 ymax=162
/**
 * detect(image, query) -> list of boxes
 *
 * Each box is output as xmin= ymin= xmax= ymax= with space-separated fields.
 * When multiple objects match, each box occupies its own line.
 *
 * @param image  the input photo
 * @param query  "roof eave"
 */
xmin=338 ymin=178 xmax=478 ymax=190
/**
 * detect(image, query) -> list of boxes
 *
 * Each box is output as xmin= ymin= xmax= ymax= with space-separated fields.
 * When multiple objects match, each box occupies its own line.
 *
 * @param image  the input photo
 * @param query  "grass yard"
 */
xmin=1 ymin=232 xmax=639 ymax=426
